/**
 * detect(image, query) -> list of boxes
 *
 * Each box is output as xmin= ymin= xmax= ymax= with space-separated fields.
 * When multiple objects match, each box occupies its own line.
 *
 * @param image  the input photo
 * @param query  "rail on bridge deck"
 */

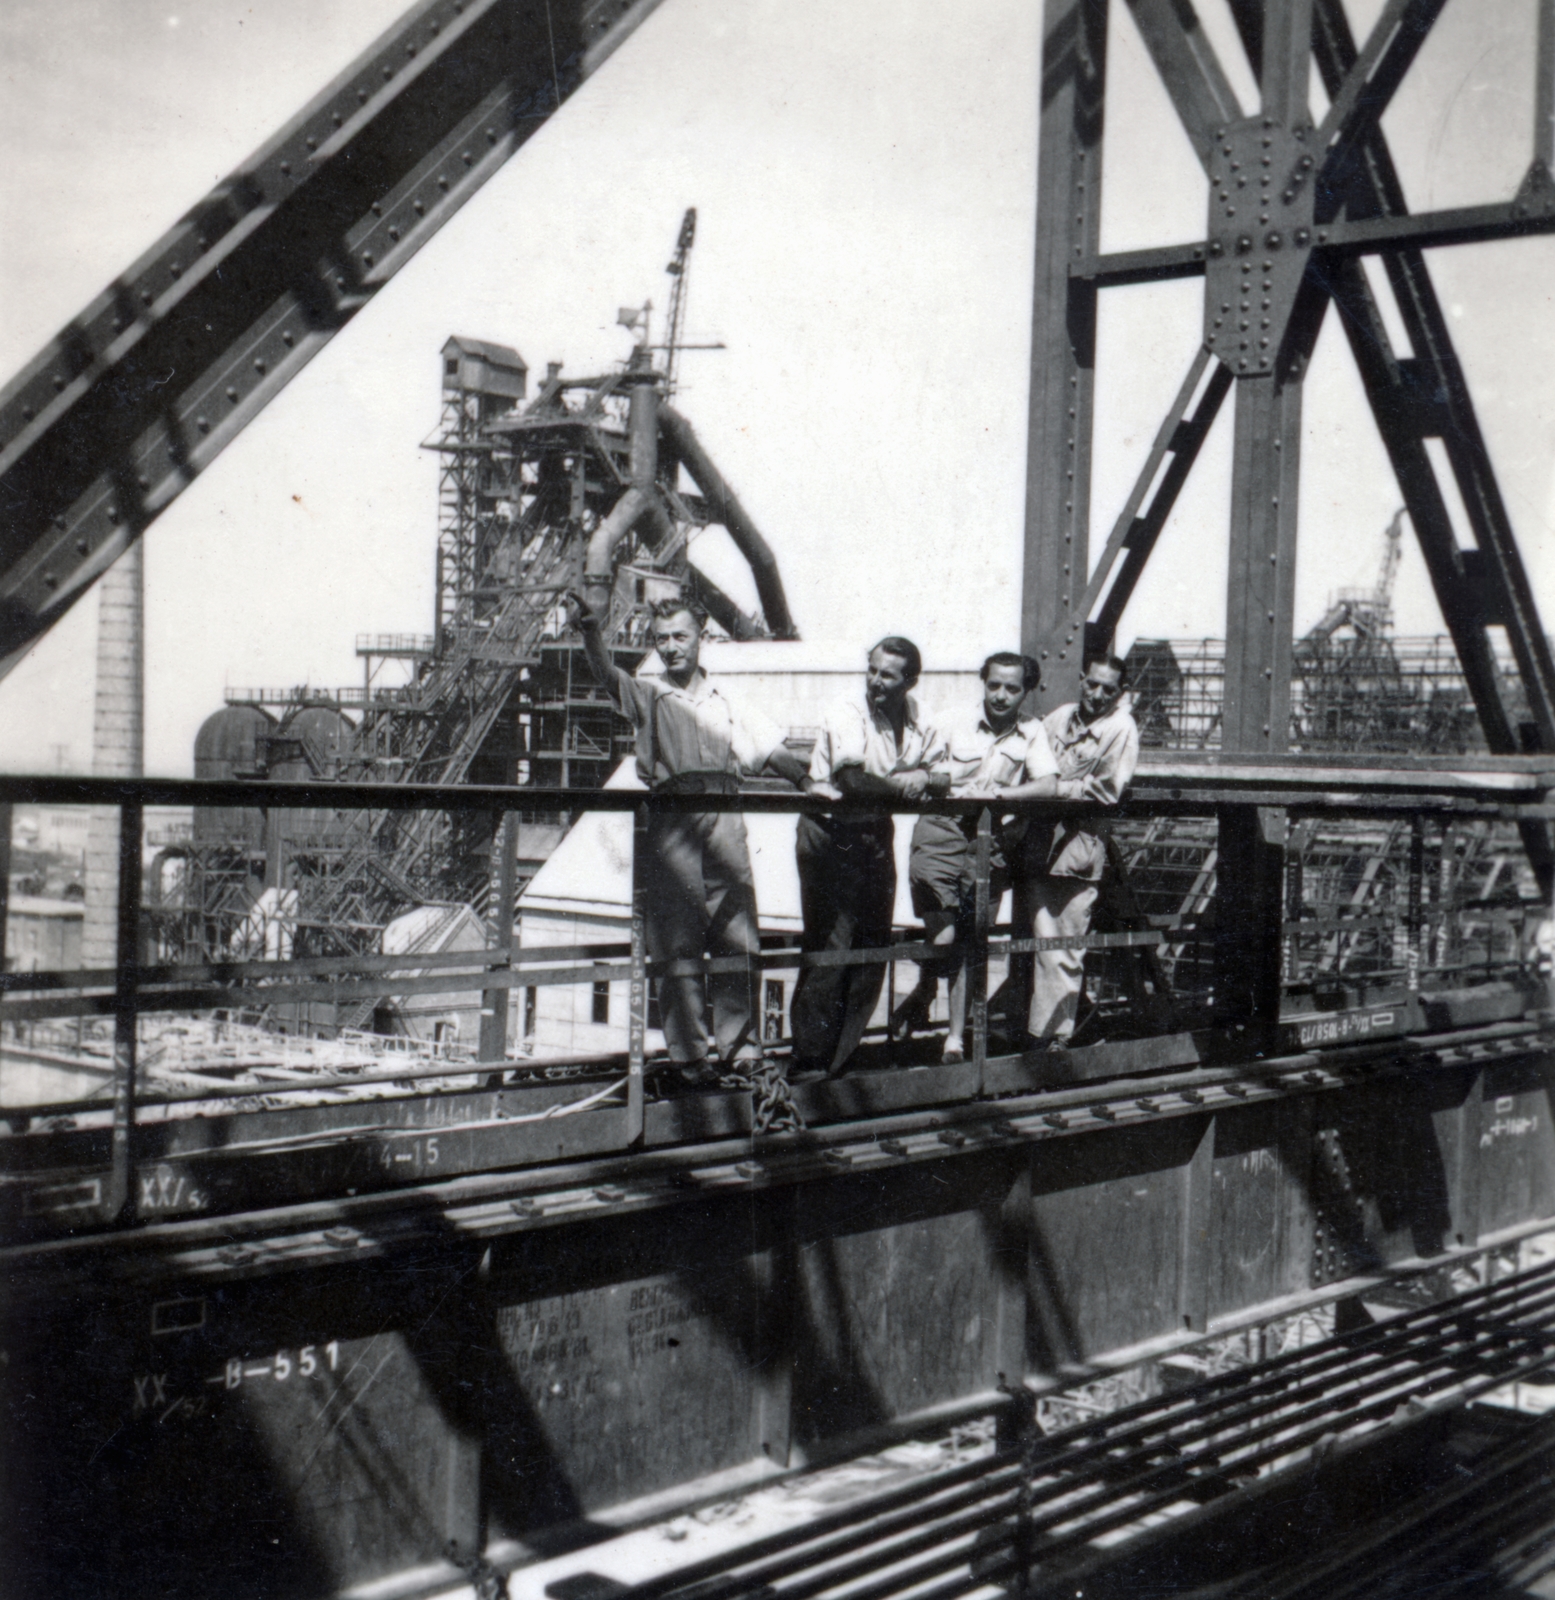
xmin=1 ymin=760 xmax=1554 ymax=1598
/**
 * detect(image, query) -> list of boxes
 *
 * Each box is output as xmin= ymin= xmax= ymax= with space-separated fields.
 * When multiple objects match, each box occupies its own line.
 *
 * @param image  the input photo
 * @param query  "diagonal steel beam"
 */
xmin=1301 ymin=0 xmax=1555 ymax=891
xmin=1310 ymin=0 xmax=1447 ymax=174
xmin=1124 ymin=0 xmax=1244 ymax=172
xmin=1093 ymin=362 xmax=1232 ymax=646
xmin=0 ymin=0 xmax=668 ymax=678
xmin=1310 ymin=0 xmax=1555 ymax=756
xmin=1065 ymin=348 xmax=1233 ymax=651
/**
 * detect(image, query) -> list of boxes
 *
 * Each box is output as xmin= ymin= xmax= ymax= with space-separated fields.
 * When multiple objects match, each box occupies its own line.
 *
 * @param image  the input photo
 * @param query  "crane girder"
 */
xmin=0 ymin=0 xmax=667 ymax=679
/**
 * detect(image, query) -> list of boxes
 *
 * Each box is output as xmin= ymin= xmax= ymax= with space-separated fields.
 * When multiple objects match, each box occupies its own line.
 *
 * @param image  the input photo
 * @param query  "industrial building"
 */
xmin=4 ymin=3 xmax=1555 ymax=1599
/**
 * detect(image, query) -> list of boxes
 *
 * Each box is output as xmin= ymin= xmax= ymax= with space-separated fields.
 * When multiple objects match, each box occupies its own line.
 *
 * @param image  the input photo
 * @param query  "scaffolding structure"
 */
xmin=1125 ymin=633 xmax=1524 ymax=756
xmin=1091 ymin=617 xmax=1546 ymax=1039
xmin=147 ymin=322 xmax=792 ymax=974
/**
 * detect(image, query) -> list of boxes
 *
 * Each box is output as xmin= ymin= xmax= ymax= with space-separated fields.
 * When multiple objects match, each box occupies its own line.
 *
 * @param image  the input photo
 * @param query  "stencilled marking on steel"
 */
xmin=1291 ymin=1008 xmax=1399 ymax=1048
xmin=137 ymin=1164 xmax=207 ymax=1214
xmin=625 ymin=1282 xmax=696 ymax=1363
xmin=207 ymin=1341 xmax=341 ymax=1389
xmin=131 ymin=1371 xmax=208 ymax=1424
xmin=373 ymin=1134 xmax=442 ymax=1176
xmin=150 ymin=1296 xmax=206 ymax=1336
xmin=1482 ymin=1113 xmax=1540 ymax=1147
xmin=498 ymin=1294 xmax=605 ymax=1402
xmin=22 ymin=1176 xmax=101 ymax=1215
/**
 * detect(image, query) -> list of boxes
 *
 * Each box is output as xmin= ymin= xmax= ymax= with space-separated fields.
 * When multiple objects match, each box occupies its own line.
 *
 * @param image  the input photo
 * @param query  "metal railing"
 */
xmin=1 ymin=760 xmax=1551 ymax=1227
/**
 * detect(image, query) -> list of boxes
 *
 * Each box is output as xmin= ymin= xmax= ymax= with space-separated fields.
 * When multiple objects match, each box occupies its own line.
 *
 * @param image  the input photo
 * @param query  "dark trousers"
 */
xmin=644 ymin=810 xmax=760 ymax=1064
xmin=908 ymin=812 xmax=1011 ymax=980
xmin=790 ymin=814 xmax=895 ymax=1074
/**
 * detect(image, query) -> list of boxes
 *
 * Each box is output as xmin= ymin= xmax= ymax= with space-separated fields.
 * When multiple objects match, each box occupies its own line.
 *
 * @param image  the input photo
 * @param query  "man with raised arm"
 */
xmin=1021 ymin=651 xmax=1140 ymax=1049
xmin=893 ymin=653 xmax=1059 ymax=1062
xmin=790 ymin=636 xmax=947 ymax=1078
xmin=567 ymin=592 xmax=807 ymax=1083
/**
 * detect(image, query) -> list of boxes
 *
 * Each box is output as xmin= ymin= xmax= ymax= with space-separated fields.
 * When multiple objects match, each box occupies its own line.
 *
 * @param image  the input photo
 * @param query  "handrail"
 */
xmin=0 ymin=770 xmax=1549 ymax=813
xmin=1 ymin=770 xmax=1547 ymax=1230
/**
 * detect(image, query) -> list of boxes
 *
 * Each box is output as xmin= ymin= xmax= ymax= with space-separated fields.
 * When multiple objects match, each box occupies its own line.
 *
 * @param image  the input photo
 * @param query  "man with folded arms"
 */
xmin=569 ymin=592 xmax=806 ymax=1082
xmin=895 ymin=652 xmax=1059 ymax=1062
xmin=1021 ymin=652 xmax=1139 ymax=1048
xmin=791 ymin=636 xmax=947 ymax=1078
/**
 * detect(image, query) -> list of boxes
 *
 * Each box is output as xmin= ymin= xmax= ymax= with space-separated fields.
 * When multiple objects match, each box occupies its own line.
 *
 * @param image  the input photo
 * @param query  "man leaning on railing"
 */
xmin=893 ymin=652 xmax=1060 ymax=1063
xmin=1017 ymin=652 xmax=1140 ymax=1049
xmin=565 ymin=591 xmax=807 ymax=1085
xmin=790 ymin=636 xmax=948 ymax=1080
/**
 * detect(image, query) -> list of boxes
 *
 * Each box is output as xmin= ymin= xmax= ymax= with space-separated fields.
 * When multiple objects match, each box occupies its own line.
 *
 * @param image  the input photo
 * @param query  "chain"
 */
xmin=445 ymin=1542 xmax=508 ymax=1600
xmin=718 ymin=1057 xmax=804 ymax=1135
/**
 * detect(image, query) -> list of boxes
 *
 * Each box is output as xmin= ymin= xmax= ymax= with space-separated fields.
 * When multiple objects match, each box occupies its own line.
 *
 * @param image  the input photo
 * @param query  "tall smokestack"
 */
xmin=82 ymin=543 xmax=145 ymax=968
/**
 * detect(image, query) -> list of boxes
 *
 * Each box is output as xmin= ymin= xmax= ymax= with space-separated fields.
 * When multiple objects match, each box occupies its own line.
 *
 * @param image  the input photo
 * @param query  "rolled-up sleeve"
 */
xmin=1023 ymin=724 xmax=1059 ymax=782
xmin=818 ymin=701 xmax=869 ymax=776
xmin=602 ymin=665 xmax=654 ymax=728
xmin=1078 ymin=719 xmax=1139 ymax=804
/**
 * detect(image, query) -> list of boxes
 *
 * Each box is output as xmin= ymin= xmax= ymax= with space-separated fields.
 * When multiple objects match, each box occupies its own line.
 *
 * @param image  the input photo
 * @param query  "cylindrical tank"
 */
xmin=192 ymin=705 xmax=273 ymax=849
xmin=268 ymin=707 xmax=359 ymax=847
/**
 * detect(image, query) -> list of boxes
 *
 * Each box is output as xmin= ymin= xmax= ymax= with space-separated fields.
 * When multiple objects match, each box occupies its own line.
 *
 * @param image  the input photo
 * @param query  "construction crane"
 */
xmin=158 ymin=228 xmax=795 ymax=966
xmin=659 ymin=206 xmax=698 ymax=396
xmin=618 ymin=207 xmax=722 ymax=395
xmin=1300 ymin=507 xmax=1406 ymax=647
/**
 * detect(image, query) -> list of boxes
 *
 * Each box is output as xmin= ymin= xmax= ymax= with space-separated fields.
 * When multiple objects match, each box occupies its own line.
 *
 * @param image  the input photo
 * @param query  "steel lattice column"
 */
xmin=1222 ymin=0 xmax=1311 ymax=756
xmin=1023 ymin=0 xmax=1108 ymax=710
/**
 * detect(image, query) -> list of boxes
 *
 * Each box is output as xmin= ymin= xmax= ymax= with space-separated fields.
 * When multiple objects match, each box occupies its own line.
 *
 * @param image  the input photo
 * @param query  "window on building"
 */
xmin=763 ymin=979 xmax=786 ymax=1043
xmin=592 ymin=980 xmax=610 ymax=1025
xmin=524 ymin=986 xmax=537 ymax=1039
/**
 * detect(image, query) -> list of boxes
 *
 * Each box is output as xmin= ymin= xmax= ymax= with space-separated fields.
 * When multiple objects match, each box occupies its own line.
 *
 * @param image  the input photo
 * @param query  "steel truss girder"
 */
xmin=0 ymin=0 xmax=667 ymax=677
xmin=1027 ymin=0 xmax=1555 ymax=1028
xmin=1032 ymin=0 xmax=1555 ymax=771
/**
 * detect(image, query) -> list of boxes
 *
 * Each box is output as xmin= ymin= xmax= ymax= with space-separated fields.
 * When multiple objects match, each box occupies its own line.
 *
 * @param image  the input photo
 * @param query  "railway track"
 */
xmin=3 ymin=1004 xmax=1548 ymax=1280
xmin=569 ymin=1259 xmax=1555 ymax=1600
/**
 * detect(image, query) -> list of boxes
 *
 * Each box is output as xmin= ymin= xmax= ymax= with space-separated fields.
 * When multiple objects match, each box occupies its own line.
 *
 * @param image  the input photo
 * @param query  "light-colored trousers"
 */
xmin=1024 ymin=875 xmax=1099 ymax=1043
xmin=644 ymin=811 xmax=761 ymax=1064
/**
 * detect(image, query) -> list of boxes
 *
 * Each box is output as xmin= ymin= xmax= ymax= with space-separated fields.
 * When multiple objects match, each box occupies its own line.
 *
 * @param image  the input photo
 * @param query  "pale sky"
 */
xmin=1 ymin=0 xmax=1552 ymax=775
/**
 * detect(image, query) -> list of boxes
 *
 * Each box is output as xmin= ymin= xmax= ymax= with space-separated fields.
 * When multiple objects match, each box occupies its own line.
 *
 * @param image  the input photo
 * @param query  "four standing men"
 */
xmin=570 ymin=588 xmax=1139 ymax=1078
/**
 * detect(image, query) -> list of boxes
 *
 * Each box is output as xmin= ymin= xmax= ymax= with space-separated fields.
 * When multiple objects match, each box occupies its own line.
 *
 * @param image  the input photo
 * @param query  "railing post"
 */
xmin=0 ymin=802 xmax=10 ymax=971
xmin=971 ymin=806 xmax=992 ymax=1092
xmin=479 ymin=809 xmax=518 ymax=1068
xmin=104 ymin=799 xmax=143 ymax=1224
xmin=1284 ymin=830 xmax=1304 ymax=984
xmin=1213 ymin=803 xmax=1287 ymax=1055
xmin=627 ymin=802 xmax=648 ymax=1145
xmin=1407 ymin=813 xmax=1424 ymax=992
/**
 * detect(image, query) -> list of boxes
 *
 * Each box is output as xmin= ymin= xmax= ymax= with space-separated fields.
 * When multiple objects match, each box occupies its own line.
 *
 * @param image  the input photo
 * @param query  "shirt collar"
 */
xmin=648 ymin=665 xmax=716 ymax=701
xmin=865 ymin=689 xmax=920 ymax=734
xmin=976 ymin=710 xmax=1029 ymax=740
xmin=1062 ymin=701 xmax=1124 ymax=741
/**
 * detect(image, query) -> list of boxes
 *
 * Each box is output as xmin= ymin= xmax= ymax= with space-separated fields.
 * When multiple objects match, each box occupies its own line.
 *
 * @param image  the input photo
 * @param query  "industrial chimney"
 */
xmin=81 ymin=543 xmax=144 ymax=969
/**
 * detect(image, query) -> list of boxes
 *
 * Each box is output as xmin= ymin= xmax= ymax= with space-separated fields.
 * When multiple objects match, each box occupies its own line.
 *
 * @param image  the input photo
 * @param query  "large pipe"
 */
xmin=582 ymin=486 xmax=657 ymax=619
xmin=686 ymin=564 xmax=762 ymax=641
xmin=659 ymin=405 xmax=797 ymax=639
xmin=626 ymin=352 xmax=658 ymax=489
